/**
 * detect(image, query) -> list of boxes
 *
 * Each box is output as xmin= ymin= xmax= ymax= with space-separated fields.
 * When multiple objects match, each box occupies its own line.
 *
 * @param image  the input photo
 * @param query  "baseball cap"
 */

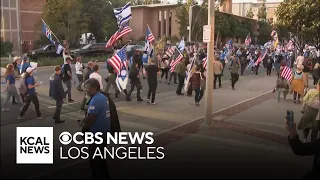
xmin=13 ymin=56 xmax=21 ymax=62
xmin=26 ymin=67 xmax=36 ymax=73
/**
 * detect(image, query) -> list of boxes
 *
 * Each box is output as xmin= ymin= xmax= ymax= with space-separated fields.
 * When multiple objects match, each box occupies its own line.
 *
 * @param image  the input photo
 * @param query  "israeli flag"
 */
xmin=178 ymin=38 xmax=185 ymax=52
xmin=116 ymin=65 xmax=128 ymax=92
xmin=56 ymin=44 xmax=63 ymax=55
xmin=114 ymin=2 xmax=132 ymax=28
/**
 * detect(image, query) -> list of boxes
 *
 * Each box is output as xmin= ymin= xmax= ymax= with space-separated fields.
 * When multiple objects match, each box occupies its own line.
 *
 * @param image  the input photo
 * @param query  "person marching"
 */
xmin=62 ymin=57 xmax=74 ymax=102
xmin=75 ymin=56 xmax=85 ymax=91
xmin=145 ymin=58 xmax=159 ymax=104
xmin=190 ymin=65 xmax=206 ymax=106
xmin=159 ymin=55 xmax=169 ymax=83
xmin=229 ymin=54 xmax=240 ymax=90
xmin=291 ymin=64 xmax=305 ymax=103
xmin=49 ymin=66 xmax=65 ymax=124
xmin=11 ymin=56 xmax=21 ymax=104
xmin=126 ymin=62 xmax=143 ymax=102
xmin=105 ymin=61 xmax=119 ymax=98
xmin=213 ymin=56 xmax=223 ymax=89
xmin=17 ymin=67 xmax=43 ymax=120
xmin=2 ymin=64 xmax=23 ymax=112
xmin=175 ymin=58 xmax=187 ymax=95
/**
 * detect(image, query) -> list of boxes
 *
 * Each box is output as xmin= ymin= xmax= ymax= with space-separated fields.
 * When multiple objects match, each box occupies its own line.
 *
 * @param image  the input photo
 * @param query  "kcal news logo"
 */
xmin=16 ymin=127 xmax=53 ymax=164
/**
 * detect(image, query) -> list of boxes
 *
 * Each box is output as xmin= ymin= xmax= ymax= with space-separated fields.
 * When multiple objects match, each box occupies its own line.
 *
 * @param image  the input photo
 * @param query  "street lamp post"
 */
xmin=188 ymin=5 xmax=196 ymax=42
xmin=202 ymin=0 xmax=215 ymax=128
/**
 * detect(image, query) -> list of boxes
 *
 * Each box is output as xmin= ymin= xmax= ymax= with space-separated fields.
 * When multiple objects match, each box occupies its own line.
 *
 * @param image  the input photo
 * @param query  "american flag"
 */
xmin=254 ymin=48 xmax=268 ymax=66
xmin=146 ymin=26 xmax=155 ymax=42
xmin=170 ymin=53 xmax=183 ymax=72
xmin=202 ymin=57 xmax=207 ymax=69
xmin=166 ymin=46 xmax=176 ymax=57
xmin=106 ymin=25 xmax=132 ymax=48
xmin=245 ymin=33 xmax=251 ymax=46
xmin=281 ymin=66 xmax=293 ymax=81
xmin=108 ymin=47 xmax=127 ymax=74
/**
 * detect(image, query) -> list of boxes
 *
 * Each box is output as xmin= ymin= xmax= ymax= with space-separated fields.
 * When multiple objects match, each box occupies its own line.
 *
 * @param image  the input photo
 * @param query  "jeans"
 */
xmin=76 ymin=74 xmax=83 ymax=89
xmin=231 ymin=73 xmax=239 ymax=88
xmin=89 ymin=138 xmax=109 ymax=179
xmin=127 ymin=81 xmax=142 ymax=99
xmin=240 ymin=63 xmax=246 ymax=75
xmin=64 ymin=80 xmax=72 ymax=99
xmin=213 ymin=74 xmax=222 ymax=88
xmin=176 ymin=74 xmax=185 ymax=94
xmin=168 ymin=71 xmax=177 ymax=83
xmin=194 ymin=88 xmax=204 ymax=103
xmin=54 ymin=99 xmax=63 ymax=121
xmin=2 ymin=85 xmax=22 ymax=108
xmin=147 ymin=82 xmax=157 ymax=103
xmin=20 ymin=94 xmax=41 ymax=117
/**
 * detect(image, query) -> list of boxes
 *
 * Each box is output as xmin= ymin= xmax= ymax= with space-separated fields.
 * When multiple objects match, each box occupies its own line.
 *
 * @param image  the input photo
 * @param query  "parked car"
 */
xmin=70 ymin=43 xmax=114 ymax=57
xmin=126 ymin=44 xmax=145 ymax=58
xmin=27 ymin=44 xmax=61 ymax=60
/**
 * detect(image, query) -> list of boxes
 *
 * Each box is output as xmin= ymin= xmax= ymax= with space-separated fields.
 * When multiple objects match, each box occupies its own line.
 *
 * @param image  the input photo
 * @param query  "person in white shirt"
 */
xmin=295 ymin=51 xmax=304 ymax=68
xmin=75 ymin=56 xmax=84 ymax=91
xmin=89 ymin=64 xmax=103 ymax=90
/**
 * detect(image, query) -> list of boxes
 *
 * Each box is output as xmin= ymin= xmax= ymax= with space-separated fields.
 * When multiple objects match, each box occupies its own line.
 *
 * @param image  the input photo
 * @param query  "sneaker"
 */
xmin=17 ymin=116 xmax=25 ymax=120
xmin=36 ymin=117 xmax=44 ymax=120
xmin=151 ymin=102 xmax=156 ymax=105
xmin=2 ymin=108 xmax=10 ymax=112
xmin=147 ymin=99 xmax=151 ymax=104
xmin=68 ymin=99 xmax=75 ymax=103
xmin=195 ymin=102 xmax=200 ymax=106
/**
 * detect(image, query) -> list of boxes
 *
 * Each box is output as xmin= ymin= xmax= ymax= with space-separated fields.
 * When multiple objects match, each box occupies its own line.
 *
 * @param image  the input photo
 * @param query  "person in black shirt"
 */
xmin=62 ymin=57 xmax=74 ymax=102
xmin=49 ymin=66 xmax=65 ymax=124
xmin=145 ymin=58 xmax=159 ymax=104
xmin=126 ymin=62 xmax=143 ymax=102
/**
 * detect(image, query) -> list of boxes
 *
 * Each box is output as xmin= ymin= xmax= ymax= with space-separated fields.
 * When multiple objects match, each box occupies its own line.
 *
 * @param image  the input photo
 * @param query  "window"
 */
xmin=3 ymin=9 xmax=10 ymax=29
xmin=10 ymin=10 xmax=17 ymax=29
xmin=10 ymin=0 xmax=16 ymax=8
xmin=2 ymin=0 xmax=9 ymax=7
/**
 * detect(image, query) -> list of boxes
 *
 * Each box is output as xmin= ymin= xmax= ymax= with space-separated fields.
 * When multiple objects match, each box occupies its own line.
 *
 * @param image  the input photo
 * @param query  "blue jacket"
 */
xmin=49 ymin=73 xmax=64 ymax=100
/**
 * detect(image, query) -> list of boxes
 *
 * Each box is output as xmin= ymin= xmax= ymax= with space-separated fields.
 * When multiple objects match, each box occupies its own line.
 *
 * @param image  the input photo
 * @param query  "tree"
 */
xmin=257 ymin=0 xmax=267 ymax=20
xmin=257 ymin=21 xmax=272 ymax=45
xmin=246 ymin=7 xmax=254 ymax=18
xmin=43 ymin=0 xmax=89 ymax=45
xmin=276 ymin=0 xmax=320 ymax=50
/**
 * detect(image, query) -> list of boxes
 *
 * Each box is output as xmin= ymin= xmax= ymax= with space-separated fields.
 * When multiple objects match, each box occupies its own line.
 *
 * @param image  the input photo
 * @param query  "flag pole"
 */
xmin=41 ymin=19 xmax=62 ymax=45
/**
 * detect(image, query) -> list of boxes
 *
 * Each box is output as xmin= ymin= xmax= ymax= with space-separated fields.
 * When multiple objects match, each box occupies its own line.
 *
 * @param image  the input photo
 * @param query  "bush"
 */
xmin=0 ymin=41 xmax=13 ymax=57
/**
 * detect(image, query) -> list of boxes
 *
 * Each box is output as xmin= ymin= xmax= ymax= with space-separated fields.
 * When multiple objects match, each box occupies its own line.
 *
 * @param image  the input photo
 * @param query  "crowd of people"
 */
xmin=1 ymin=40 xmax=319 ymax=178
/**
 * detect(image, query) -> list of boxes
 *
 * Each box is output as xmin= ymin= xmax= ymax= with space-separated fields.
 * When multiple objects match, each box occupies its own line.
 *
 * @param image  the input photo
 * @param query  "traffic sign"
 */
xmin=203 ymin=25 xmax=211 ymax=43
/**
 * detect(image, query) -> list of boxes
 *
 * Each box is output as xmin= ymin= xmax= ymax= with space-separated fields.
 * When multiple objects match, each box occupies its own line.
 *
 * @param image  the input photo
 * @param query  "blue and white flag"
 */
xmin=56 ymin=44 xmax=63 ymax=55
xmin=264 ymin=41 xmax=272 ymax=48
xmin=178 ymin=38 xmax=185 ymax=52
xmin=41 ymin=19 xmax=55 ymax=44
xmin=114 ymin=2 xmax=132 ymax=28
xmin=246 ymin=54 xmax=255 ymax=70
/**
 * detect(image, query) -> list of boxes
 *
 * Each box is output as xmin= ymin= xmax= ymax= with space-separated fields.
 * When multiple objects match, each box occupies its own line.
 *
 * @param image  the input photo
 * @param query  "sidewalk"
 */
xmin=1 ymin=74 xmax=284 ymax=178
xmin=39 ymin=87 xmax=314 ymax=179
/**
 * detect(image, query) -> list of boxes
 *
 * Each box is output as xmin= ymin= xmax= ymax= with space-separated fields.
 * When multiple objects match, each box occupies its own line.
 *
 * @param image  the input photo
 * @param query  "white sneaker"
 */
xmin=17 ymin=116 xmax=25 ymax=120
xmin=147 ymin=99 xmax=150 ymax=104
xmin=2 ymin=108 xmax=9 ymax=112
xmin=151 ymin=102 xmax=156 ymax=105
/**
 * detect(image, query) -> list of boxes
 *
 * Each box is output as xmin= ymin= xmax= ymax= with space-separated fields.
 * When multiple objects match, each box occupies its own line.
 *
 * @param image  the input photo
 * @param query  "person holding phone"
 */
xmin=286 ymin=119 xmax=320 ymax=179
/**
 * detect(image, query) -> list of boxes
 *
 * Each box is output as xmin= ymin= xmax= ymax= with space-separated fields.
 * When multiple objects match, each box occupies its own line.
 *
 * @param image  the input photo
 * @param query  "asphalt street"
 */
xmin=0 ymin=62 xmax=267 ymax=126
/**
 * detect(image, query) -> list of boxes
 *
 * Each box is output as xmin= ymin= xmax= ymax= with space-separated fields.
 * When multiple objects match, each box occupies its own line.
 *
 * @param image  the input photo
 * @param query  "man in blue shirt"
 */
xmin=18 ymin=67 xmax=43 ymax=120
xmin=81 ymin=78 xmax=111 ymax=179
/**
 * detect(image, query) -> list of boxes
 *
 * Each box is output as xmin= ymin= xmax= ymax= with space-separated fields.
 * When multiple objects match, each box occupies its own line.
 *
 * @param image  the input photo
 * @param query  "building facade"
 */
xmin=232 ymin=0 xmax=280 ymax=21
xmin=130 ymin=3 xmax=257 ymax=46
xmin=1 ymin=0 xmax=46 ymax=54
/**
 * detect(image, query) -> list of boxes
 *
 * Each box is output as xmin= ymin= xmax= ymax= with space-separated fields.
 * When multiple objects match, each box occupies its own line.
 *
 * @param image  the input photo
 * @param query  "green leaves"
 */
xmin=276 ymin=0 xmax=320 ymax=49
xmin=246 ymin=7 xmax=254 ymax=19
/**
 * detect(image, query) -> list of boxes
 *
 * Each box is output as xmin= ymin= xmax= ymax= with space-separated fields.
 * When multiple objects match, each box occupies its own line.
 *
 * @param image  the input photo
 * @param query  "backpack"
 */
xmin=18 ymin=79 xmax=27 ymax=95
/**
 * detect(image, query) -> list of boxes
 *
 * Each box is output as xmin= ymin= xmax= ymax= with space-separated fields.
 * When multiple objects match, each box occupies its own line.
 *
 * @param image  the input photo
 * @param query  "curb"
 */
xmin=33 ymin=90 xmax=273 ymax=179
